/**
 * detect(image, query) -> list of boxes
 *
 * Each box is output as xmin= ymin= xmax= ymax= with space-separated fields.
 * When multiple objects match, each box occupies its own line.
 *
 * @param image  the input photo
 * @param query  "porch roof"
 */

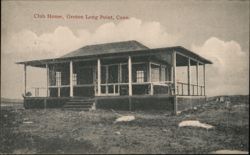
xmin=16 ymin=40 xmax=212 ymax=67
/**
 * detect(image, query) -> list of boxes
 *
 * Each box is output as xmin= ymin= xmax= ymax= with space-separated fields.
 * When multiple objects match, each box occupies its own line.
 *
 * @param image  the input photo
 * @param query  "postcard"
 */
xmin=1 ymin=0 xmax=249 ymax=154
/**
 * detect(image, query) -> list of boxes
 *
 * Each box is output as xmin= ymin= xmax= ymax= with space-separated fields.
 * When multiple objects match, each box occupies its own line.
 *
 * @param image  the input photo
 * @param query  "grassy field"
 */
xmin=0 ymin=96 xmax=249 ymax=154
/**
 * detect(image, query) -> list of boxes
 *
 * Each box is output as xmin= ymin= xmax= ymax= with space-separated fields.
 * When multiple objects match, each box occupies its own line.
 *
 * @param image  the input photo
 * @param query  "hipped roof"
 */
xmin=16 ymin=40 xmax=212 ymax=67
xmin=61 ymin=40 xmax=149 ymax=58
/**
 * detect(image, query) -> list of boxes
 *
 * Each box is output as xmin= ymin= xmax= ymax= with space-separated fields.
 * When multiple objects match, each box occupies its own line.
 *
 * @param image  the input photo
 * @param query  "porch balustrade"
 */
xmin=29 ymin=81 xmax=205 ymax=97
xmin=176 ymin=82 xmax=205 ymax=96
xmin=96 ymin=81 xmax=173 ymax=96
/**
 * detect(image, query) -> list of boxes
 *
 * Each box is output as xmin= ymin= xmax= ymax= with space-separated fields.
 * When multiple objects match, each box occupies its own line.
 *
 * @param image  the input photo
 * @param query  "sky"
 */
xmin=1 ymin=0 xmax=249 ymax=99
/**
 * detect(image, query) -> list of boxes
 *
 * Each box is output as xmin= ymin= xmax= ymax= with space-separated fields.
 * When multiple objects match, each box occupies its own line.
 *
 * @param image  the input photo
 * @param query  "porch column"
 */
xmin=97 ymin=58 xmax=101 ymax=96
xmin=187 ymin=58 xmax=191 ymax=95
xmin=70 ymin=61 xmax=73 ymax=97
xmin=128 ymin=56 xmax=132 ymax=96
xmin=119 ymin=63 xmax=122 ymax=83
xmin=172 ymin=52 xmax=176 ymax=95
xmin=46 ymin=64 xmax=49 ymax=97
xmin=148 ymin=62 xmax=151 ymax=82
xmin=24 ymin=64 xmax=27 ymax=95
xmin=203 ymin=64 xmax=206 ymax=96
xmin=196 ymin=62 xmax=199 ymax=95
xmin=149 ymin=62 xmax=153 ymax=95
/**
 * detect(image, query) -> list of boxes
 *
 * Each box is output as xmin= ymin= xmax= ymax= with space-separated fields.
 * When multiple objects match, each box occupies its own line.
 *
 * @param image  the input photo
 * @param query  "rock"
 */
xmin=211 ymin=150 xmax=248 ymax=154
xmin=114 ymin=115 xmax=135 ymax=123
xmin=23 ymin=121 xmax=33 ymax=124
xmin=176 ymin=111 xmax=181 ymax=115
xmin=23 ymin=118 xmax=29 ymax=121
xmin=178 ymin=120 xmax=214 ymax=129
xmin=162 ymin=129 xmax=169 ymax=132
xmin=115 ymin=131 xmax=121 ymax=135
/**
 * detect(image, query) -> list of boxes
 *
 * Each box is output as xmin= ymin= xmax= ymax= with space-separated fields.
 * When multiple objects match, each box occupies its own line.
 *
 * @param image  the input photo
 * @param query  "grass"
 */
xmin=0 ymin=97 xmax=249 ymax=154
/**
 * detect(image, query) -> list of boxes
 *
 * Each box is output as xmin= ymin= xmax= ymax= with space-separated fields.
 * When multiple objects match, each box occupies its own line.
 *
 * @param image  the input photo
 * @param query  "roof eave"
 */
xmin=176 ymin=46 xmax=213 ymax=64
xmin=16 ymin=46 xmax=213 ymax=66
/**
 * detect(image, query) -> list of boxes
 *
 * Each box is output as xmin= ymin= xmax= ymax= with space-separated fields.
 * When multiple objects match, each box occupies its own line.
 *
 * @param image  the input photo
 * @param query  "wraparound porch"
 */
xmin=22 ymin=51 xmax=206 ymax=98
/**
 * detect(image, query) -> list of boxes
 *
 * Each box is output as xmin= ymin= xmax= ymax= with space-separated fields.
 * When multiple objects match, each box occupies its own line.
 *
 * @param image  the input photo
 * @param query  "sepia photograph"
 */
xmin=1 ymin=0 xmax=249 ymax=154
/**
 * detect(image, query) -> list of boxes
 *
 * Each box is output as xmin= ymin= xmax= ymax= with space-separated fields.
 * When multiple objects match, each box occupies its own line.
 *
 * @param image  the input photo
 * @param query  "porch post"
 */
xmin=24 ymin=64 xmax=27 ymax=95
xmin=97 ymin=58 xmax=101 ymax=96
xmin=128 ymin=56 xmax=132 ymax=96
xmin=196 ymin=62 xmax=199 ymax=95
xmin=172 ymin=51 xmax=178 ymax=115
xmin=187 ymin=58 xmax=191 ymax=96
xmin=148 ymin=62 xmax=151 ymax=82
xmin=172 ymin=52 xmax=176 ymax=95
xmin=46 ymin=64 xmax=49 ymax=97
xmin=149 ymin=62 xmax=153 ymax=95
xmin=105 ymin=66 xmax=108 ymax=94
xmin=70 ymin=61 xmax=73 ymax=97
xmin=203 ymin=64 xmax=206 ymax=96
xmin=119 ymin=63 xmax=122 ymax=83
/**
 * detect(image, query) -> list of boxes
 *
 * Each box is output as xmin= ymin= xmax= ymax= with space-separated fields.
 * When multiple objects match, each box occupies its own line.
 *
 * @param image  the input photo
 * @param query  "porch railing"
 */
xmin=28 ymin=82 xmax=204 ymax=97
xmin=98 ymin=81 xmax=173 ymax=96
xmin=176 ymin=82 xmax=205 ymax=96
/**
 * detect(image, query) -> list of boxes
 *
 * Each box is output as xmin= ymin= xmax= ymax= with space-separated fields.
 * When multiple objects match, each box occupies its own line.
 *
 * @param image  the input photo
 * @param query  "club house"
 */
xmin=17 ymin=40 xmax=212 ymax=114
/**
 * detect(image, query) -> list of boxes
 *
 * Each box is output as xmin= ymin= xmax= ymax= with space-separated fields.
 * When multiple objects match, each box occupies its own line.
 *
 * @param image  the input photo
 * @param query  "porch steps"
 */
xmin=63 ymin=97 xmax=95 ymax=111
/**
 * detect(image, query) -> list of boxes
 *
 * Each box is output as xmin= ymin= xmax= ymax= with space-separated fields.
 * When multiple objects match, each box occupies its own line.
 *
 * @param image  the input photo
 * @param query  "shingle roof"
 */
xmin=16 ymin=40 xmax=212 ymax=67
xmin=61 ymin=40 xmax=149 ymax=58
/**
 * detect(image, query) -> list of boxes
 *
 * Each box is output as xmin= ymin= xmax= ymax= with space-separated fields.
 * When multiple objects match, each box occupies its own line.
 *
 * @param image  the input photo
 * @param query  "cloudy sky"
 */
xmin=1 ymin=0 xmax=249 ymax=99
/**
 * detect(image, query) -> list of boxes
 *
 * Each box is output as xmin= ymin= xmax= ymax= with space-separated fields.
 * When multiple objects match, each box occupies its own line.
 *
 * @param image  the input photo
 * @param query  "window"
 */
xmin=56 ymin=72 xmax=61 ymax=86
xmin=132 ymin=63 xmax=147 ymax=82
xmin=136 ymin=70 xmax=144 ymax=83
